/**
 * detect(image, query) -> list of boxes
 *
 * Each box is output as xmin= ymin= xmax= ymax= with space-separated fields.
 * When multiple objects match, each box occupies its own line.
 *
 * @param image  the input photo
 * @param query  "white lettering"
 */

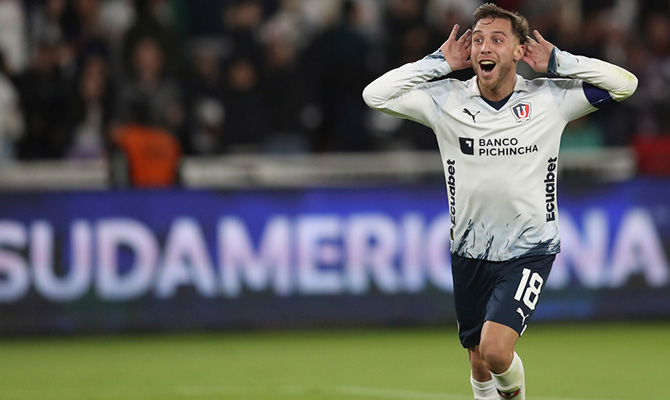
xmin=1 ymin=202 xmax=668 ymax=305
xmin=346 ymin=214 xmax=399 ymax=294
xmin=157 ymin=218 xmax=217 ymax=298
xmin=219 ymin=217 xmax=291 ymax=297
xmin=96 ymin=219 xmax=158 ymax=301
xmin=297 ymin=216 xmax=343 ymax=294
xmin=609 ymin=209 xmax=670 ymax=287
xmin=32 ymin=221 xmax=92 ymax=301
xmin=401 ymin=214 xmax=425 ymax=292
xmin=0 ymin=221 xmax=29 ymax=302
xmin=550 ymin=211 xmax=608 ymax=289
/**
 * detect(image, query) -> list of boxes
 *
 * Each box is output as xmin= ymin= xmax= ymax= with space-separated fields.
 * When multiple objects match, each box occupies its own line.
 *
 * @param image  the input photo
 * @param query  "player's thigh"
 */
xmin=486 ymin=254 xmax=554 ymax=335
xmin=451 ymin=254 xmax=496 ymax=347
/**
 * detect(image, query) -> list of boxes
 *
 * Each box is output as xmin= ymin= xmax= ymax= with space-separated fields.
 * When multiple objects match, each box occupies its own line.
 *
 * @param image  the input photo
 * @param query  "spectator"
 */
xmin=185 ymin=0 xmax=228 ymax=37
xmin=0 ymin=0 xmax=28 ymax=75
xmin=261 ymin=28 xmax=313 ymax=153
xmin=60 ymin=0 xmax=111 ymax=77
xmin=384 ymin=0 xmax=428 ymax=67
xmin=6 ymin=0 xmax=670 ymax=159
xmin=98 ymin=0 xmax=136 ymax=77
xmin=182 ymin=43 xmax=227 ymax=155
xmin=307 ymin=0 xmax=374 ymax=152
xmin=111 ymin=98 xmax=181 ymax=188
xmin=640 ymin=12 xmax=670 ymax=133
xmin=115 ymin=36 xmax=184 ymax=137
xmin=66 ymin=53 xmax=114 ymax=159
xmin=27 ymin=0 xmax=67 ymax=62
xmin=0 ymin=50 xmax=23 ymax=160
xmin=99 ymin=0 xmax=136 ymax=44
xmin=16 ymin=39 xmax=72 ymax=159
xmin=220 ymin=56 xmax=266 ymax=153
xmin=222 ymin=0 xmax=265 ymax=66
xmin=121 ymin=0 xmax=183 ymax=79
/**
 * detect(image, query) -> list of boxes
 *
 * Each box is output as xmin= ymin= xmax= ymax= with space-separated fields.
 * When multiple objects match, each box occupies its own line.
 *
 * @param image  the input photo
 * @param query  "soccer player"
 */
xmin=362 ymin=3 xmax=637 ymax=400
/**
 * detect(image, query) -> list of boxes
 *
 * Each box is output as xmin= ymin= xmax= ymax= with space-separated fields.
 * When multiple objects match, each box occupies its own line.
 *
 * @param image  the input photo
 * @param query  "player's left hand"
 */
xmin=522 ymin=30 xmax=555 ymax=73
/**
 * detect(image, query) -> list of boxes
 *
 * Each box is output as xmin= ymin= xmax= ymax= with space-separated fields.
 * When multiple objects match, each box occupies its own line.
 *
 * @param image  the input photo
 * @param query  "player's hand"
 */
xmin=522 ymin=30 xmax=555 ymax=73
xmin=440 ymin=24 xmax=472 ymax=71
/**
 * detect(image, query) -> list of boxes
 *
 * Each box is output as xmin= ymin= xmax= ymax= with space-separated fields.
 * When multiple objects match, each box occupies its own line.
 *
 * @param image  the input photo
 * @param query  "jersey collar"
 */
xmin=466 ymin=74 xmax=529 ymax=98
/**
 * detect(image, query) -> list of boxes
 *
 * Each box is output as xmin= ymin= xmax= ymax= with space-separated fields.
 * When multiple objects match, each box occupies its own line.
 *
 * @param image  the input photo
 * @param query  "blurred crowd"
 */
xmin=0 ymin=0 xmax=669 ymax=163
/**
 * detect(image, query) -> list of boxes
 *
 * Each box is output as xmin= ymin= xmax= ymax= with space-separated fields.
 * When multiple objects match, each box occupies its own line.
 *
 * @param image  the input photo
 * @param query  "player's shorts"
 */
xmin=451 ymin=253 xmax=555 ymax=348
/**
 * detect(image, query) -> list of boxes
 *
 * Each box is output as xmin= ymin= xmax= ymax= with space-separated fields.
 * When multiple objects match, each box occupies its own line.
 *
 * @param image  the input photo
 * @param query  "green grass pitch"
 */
xmin=1 ymin=322 xmax=668 ymax=400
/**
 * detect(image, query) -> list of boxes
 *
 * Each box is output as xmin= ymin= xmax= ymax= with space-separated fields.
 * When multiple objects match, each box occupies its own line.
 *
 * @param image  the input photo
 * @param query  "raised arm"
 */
xmin=362 ymin=25 xmax=471 ymax=127
xmin=523 ymin=29 xmax=638 ymax=102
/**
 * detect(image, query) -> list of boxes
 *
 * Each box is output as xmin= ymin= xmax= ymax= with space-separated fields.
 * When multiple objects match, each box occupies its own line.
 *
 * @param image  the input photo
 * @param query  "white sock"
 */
xmin=491 ymin=352 xmax=525 ymax=399
xmin=470 ymin=374 xmax=498 ymax=400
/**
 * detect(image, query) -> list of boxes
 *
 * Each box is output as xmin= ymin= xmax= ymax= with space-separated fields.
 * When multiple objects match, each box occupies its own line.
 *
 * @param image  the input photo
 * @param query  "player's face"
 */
xmin=471 ymin=17 xmax=525 ymax=92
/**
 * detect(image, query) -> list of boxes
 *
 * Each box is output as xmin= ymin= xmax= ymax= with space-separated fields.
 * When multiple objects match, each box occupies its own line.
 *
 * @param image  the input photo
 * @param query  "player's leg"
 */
xmin=479 ymin=321 xmax=524 ymax=399
xmin=468 ymin=346 xmax=498 ymax=400
xmin=480 ymin=254 xmax=555 ymax=399
xmin=468 ymin=345 xmax=491 ymax=380
xmin=451 ymin=254 xmax=498 ymax=399
xmin=479 ymin=321 xmax=519 ymax=374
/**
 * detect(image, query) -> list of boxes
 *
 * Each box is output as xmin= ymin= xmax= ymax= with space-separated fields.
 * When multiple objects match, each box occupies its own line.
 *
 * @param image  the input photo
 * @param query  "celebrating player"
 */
xmin=363 ymin=3 xmax=637 ymax=400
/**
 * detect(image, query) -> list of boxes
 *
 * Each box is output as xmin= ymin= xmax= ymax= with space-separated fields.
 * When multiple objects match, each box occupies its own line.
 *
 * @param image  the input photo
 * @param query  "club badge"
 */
xmin=511 ymin=102 xmax=532 ymax=123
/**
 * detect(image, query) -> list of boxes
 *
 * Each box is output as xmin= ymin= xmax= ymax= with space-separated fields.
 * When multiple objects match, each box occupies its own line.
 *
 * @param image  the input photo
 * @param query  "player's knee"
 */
xmin=478 ymin=342 xmax=513 ymax=374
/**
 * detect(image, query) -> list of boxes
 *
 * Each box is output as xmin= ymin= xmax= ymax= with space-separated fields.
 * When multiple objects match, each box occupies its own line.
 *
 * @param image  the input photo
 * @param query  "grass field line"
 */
xmin=177 ymin=384 xmax=619 ymax=400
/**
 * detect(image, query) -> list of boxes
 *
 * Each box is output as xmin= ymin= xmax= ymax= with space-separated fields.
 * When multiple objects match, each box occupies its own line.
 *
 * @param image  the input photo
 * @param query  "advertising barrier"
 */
xmin=1 ymin=178 xmax=669 ymax=334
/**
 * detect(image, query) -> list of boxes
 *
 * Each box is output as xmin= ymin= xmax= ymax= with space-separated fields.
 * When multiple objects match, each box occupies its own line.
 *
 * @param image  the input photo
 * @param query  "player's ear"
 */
xmin=513 ymin=44 xmax=525 ymax=61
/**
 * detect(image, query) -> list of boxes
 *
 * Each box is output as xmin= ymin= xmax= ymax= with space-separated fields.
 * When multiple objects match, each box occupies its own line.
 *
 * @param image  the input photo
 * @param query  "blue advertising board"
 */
xmin=0 ymin=178 xmax=669 ymax=334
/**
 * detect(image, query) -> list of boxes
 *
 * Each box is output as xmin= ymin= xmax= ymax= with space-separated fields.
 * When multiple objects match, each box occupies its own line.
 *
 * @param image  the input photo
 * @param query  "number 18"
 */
xmin=514 ymin=268 xmax=544 ymax=310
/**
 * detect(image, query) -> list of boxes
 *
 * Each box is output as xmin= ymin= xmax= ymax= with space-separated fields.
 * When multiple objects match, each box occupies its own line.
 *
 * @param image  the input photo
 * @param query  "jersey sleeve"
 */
xmin=362 ymin=50 xmax=453 ymax=127
xmin=547 ymin=78 xmax=598 ymax=122
xmin=548 ymin=48 xmax=638 ymax=102
xmin=546 ymin=48 xmax=638 ymax=122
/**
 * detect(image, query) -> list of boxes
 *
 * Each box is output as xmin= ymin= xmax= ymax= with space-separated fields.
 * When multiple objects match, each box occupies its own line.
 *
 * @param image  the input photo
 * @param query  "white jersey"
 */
xmin=363 ymin=49 xmax=637 ymax=261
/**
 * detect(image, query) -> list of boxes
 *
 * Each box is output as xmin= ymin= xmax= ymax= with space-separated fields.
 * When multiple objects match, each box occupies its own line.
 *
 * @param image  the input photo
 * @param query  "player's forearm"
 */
xmin=548 ymin=48 xmax=638 ymax=101
xmin=362 ymin=50 xmax=452 ymax=115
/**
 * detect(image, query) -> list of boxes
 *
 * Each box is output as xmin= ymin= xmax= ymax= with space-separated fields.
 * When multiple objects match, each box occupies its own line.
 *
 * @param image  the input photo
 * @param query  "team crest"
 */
xmin=511 ymin=102 xmax=532 ymax=123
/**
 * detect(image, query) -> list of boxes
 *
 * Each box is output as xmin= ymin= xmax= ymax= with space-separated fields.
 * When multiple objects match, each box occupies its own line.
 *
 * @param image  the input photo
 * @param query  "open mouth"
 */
xmin=479 ymin=60 xmax=496 ymax=74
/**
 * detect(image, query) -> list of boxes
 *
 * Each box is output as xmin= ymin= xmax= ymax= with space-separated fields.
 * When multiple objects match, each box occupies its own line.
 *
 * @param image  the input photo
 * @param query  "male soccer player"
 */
xmin=363 ymin=3 xmax=637 ymax=399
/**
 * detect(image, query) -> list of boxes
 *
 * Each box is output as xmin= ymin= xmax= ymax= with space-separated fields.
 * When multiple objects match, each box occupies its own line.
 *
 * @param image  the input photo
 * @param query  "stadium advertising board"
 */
xmin=0 ymin=179 xmax=669 ymax=333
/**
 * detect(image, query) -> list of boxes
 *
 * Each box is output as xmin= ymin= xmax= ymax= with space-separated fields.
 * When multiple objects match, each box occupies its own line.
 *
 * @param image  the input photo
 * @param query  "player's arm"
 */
xmin=362 ymin=25 xmax=471 ymax=126
xmin=523 ymin=30 xmax=638 ymax=104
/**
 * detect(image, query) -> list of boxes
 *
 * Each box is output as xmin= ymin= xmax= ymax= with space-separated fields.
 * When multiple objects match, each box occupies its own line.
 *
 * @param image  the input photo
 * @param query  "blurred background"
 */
xmin=0 ymin=0 xmax=668 ymax=166
xmin=0 ymin=0 xmax=669 ymax=336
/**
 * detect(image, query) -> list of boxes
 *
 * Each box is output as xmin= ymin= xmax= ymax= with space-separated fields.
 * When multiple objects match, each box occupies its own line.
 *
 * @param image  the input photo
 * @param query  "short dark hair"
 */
xmin=473 ymin=3 xmax=529 ymax=44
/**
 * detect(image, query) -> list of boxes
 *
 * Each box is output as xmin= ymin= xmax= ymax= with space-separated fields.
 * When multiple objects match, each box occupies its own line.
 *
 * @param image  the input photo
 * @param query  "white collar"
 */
xmin=466 ymin=74 xmax=529 ymax=98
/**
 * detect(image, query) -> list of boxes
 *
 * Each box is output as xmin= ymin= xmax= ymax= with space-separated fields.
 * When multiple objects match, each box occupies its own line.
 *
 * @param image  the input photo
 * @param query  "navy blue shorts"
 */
xmin=451 ymin=253 xmax=554 ymax=348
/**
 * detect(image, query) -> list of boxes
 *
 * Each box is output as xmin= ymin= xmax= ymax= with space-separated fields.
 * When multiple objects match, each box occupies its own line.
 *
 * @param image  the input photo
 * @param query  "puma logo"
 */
xmin=516 ymin=307 xmax=530 ymax=326
xmin=463 ymin=108 xmax=480 ymax=123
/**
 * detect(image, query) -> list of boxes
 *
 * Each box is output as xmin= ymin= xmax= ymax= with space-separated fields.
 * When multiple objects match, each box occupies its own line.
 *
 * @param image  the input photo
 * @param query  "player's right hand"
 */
xmin=440 ymin=24 xmax=472 ymax=71
xmin=522 ymin=30 xmax=554 ymax=73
